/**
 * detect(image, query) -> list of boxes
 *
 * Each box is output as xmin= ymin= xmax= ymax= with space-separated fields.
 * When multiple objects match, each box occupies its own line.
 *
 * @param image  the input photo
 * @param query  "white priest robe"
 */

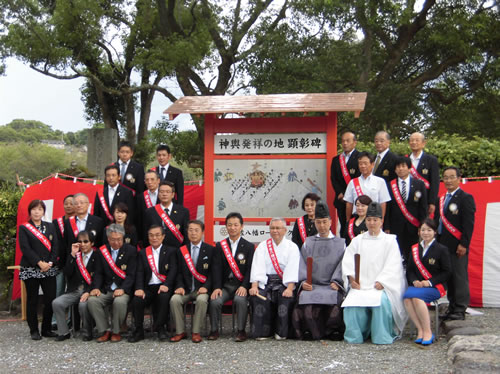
xmin=341 ymin=231 xmax=408 ymax=334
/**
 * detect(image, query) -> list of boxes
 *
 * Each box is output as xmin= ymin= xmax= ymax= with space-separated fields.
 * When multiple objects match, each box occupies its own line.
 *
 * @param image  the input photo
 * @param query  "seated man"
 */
xmin=52 ymin=230 xmax=98 ymax=341
xmin=129 ymin=225 xmax=177 ymax=342
xmin=342 ymin=202 xmax=407 ymax=344
xmin=209 ymin=212 xmax=254 ymax=342
xmin=170 ymin=220 xmax=215 ymax=343
xmin=249 ymin=218 xmax=300 ymax=340
xmin=87 ymin=224 xmax=137 ymax=343
xmin=292 ymin=201 xmax=345 ymax=340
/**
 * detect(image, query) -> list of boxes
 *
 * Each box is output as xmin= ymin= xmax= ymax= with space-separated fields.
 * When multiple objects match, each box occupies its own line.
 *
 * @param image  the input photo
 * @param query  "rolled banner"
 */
xmin=354 ymin=253 xmax=360 ymax=286
xmin=306 ymin=256 xmax=313 ymax=285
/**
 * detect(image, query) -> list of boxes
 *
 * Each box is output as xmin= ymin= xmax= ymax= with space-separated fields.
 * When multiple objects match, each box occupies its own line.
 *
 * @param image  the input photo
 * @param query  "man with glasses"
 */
xmin=436 ymin=167 xmax=476 ymax=321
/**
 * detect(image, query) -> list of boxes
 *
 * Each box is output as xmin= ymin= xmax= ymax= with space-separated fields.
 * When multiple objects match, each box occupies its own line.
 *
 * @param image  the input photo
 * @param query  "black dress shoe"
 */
xmin=128 ymin=331 xmax=145 ymax=343
xmin=56 ymin=333 xmax=71 ymax=342
xmin=158 ymin=328 xmax=168 ymax=342
xmin=31 ymin=332 xmax=42 ymax=340
xmin=447 ymin=312 xmax=465 ymax=320
xmin=82 ymin=335 xmax=93 ymax=342
xmin=42 ymin=330 xmax=57 ymax=338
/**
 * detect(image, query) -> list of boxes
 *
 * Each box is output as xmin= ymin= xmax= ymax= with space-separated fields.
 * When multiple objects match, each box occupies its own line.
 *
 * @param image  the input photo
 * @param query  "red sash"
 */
xmin=145 ymin=246 xmax=167 ymax=283
xmin=220 ymin=239 xmax=244 ymax=281
xmin=347 ymin=218 xmax=355 ymax=240
xmin=23 ymin=223 xmax=51 ymax=252
xmin=180 ymin=245 xmax=206 ymax=283
xmin=118 ymin=182 xmax=136 ymax=197
xmin=410 ymin=166 xmax=430 ymax=189
xmin=57 ymin=217 xmax=65 ymax=237
xmin=143 ymin=191 xmax=154 ymax=209
xmin=99 ymin=245 xmax=126 ymax=279
xmin=352 ymin=178 xmax=364 ymax=197
xmin=69 ymin=216 xmax=79 ymax=237
xmin=76 ymin=252 xmax=92 ymax=285
xmin=439 ymin=195 xmax=462 ymax=240
xmin=411 ymin=244 xmax=446 ymax=297
xmin=155 ymin=205 xmax=184 ymax=244
xmin=266 ymin=239 xmax=283 ymax=279
xmin=390 ymin=180 xmax=420 ymax=227
xmin=297 ymin=216 xmax=307 ymax=244
xmin=98 ymin=191 xmax=114 ymax=222
xmin=339 ymin=154 xmax=351 ymax=185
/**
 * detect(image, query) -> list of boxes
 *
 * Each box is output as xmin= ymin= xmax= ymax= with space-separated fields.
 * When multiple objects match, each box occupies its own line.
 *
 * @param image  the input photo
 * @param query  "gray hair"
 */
xmin=375 ymin=130 xmax=390 ymax=140
xmin=269 ymin=217 xmax=287 ymax=227
xmin=106 ymin=223 xmax=126 ymax=237
xmin=73 ymin=193 xmax=89 ymax=203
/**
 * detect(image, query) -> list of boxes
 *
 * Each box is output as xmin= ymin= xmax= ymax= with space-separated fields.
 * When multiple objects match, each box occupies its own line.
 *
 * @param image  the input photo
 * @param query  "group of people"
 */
xmin=18 ymin=133 xmax=476 ymax=346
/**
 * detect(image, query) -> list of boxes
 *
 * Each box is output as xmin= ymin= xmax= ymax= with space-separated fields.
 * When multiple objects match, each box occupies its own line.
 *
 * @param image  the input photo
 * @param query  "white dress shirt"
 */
xmin=343 ymin=174 xmax=391 ymax=214
xmin=148 ymin=244 xmax=163 ymax=285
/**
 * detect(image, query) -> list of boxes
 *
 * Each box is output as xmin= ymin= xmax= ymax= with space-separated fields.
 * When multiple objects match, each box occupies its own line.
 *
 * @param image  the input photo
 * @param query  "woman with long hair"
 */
xmin=344 ymin=195 xmax=372 ymax=246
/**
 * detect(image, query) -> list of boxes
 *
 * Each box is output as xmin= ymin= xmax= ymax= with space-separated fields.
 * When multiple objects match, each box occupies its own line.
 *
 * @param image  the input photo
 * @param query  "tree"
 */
xmin=0 ymin=119 xmax=62 ymax=142
xmin=246 ymin=0 xmax=500 ymax=139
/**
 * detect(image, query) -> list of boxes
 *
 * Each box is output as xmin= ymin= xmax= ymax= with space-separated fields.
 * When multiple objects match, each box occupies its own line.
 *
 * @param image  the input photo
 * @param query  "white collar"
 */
xmin=410 ymin=151 xmax=423 ymax=160
xmin=377 ymin=148 xmax=389 ymax=158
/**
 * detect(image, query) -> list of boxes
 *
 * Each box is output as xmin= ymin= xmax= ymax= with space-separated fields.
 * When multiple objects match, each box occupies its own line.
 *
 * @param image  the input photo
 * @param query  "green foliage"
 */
xmin=133 ymin=137 xmax=157 ymax=169
xmin=0 ymin=119 xmax=64 ymax=143
xmin=0 ymin=183 xmax=22 ymax=283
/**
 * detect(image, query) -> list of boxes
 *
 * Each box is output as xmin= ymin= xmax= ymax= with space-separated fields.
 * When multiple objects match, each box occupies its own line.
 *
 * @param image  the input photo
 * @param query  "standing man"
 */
xmin=137 ymin=170 xmax=161 ymax=242
xmin=330 ymin=131 xmax=360 ymax=237
xmin=386 ymin=157 xmax=428 ymax=262
xmin=170 ymin=220 xmax=215 ymax=343
xmin=373 ymin=131 xmax=397 ymax=185
xmin=209 ymin=212 xmax=254 ymax=342
xmin=143 ymin=181 xmax=189 ymax=248
xmin=249 ymin=218 xmax=300 ymax=340
xmin=343 ymin=152 xmax=391 ymax=222
xmin=408 ymin=132 xmax=440 ymax=217
xmin=151 ymin=144 xmax=184 ymax=205
xmin=436 ymin=167 xmax=476 ymax=321
xmin=292 ymin=201 xmax=346 ymax=341
xmin=129 ymin=225 xmax=177 ymax=342
xmin=93 ymin=164 xmax=135 ymax=226
xmin=115 ymin=140 xmax=145 ymax=196
xmin=87 ymin=224 xmax=137 ymax=342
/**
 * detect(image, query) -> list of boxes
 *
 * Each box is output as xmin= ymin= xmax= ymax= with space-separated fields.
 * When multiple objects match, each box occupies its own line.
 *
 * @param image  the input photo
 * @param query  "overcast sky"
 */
xmin=0 ymin=58 xmax=194 ymax=133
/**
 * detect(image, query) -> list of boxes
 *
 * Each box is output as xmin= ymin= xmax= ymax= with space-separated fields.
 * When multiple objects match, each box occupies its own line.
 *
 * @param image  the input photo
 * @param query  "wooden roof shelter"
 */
xmin=164 ymin=92 xmax=367 ymax=118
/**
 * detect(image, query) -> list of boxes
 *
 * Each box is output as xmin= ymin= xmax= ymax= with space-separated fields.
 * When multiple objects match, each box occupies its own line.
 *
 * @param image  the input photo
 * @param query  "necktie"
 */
xmin=438 ymin=193 xmax=452 ymax=234
xmin=401 ymin=180 xmax=407 ymax=202
xmin=192 ymin=245 xmax=199 ymax=265
xmin=374 ymin=155 xmax=381 ymax=173
xmin=160 ymin=167 xmax=165 ymax=181
xmin=120 ymin=162 xmax=127 ymax=183
xmin=164 ymin=208 xmax=170 ymax=216
xmin=83 ymin=254 xmax=89 ymax=268
xmin=112 ymin=249 xmax=118 ymax=263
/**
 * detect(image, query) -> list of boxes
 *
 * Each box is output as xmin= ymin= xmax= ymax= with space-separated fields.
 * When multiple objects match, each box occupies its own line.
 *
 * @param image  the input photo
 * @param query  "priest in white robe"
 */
xmin=342 ymin=202 xmax=407 ymax=344
xmin=249 ymin=218 xmax=300 ymax=340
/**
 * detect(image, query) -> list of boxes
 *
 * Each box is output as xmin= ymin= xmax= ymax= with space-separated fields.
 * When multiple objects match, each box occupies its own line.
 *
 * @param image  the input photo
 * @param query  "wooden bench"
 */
xmin=7 ymin=266 xmax=27 ymax=321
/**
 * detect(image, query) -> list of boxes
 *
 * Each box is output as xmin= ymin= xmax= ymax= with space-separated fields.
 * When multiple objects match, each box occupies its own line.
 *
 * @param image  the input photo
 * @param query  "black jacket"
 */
xmin=19 ymin=220 xmax=58 ymax=268
xmin=213 ymin=237 xmax=254 ymax=290
xmin=62 ymin=214 xmax=105 ymax=267
xmin=93 ymin=244 xmax=137 ymax=295
xmin=374 ymin=149 xmax=398 ymax=185
xmin=406 ymin=241 xmax=452 ymax=288
xmin=143 ymin=203 xmax=189 ymax=247
xmin=135 ymin=244 xmax=178 ymax=291
xmin=414 ymin=152 xmax=440 ymax=206
xmin=175 ymin=242 xmax=215 ymax=293
xmin=291 ymin=215 xmax=317 ymax=249
xmin=330 ymin=150 xmax=361 ymax=206
xmin=63 ymin=250 xmax=99 ymax=293
xmin=93 ymin=184 xmax=135 ymax=226
xmin=151 ymin=165 xmax=184 ymax=205
xmin=115 ymin=159 xmax=145 ymax=195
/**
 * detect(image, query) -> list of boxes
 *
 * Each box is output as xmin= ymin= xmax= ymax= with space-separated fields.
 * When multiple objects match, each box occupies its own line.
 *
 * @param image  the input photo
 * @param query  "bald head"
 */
xmin=409 ymin=132 xmax=426 ymax=154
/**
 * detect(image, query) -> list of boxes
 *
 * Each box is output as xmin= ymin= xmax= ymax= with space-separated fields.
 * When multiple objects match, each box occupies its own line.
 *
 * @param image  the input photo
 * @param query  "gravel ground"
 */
xmin=0 ymin=307 xmax=498 ymax=374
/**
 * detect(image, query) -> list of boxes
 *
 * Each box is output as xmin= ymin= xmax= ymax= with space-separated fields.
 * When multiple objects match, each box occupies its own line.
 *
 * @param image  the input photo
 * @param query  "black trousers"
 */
xmin=24 ymin=276 xmax=56 ymax=334
xmin=132 ymin=284 xmax=173 ymax=331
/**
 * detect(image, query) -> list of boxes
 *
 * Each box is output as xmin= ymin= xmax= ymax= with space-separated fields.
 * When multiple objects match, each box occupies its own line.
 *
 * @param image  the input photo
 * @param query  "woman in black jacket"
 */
xmin=19 ymin=199 xmax=59 ymax=340
xmin=403 ymin=218 xmax=452 ymax=346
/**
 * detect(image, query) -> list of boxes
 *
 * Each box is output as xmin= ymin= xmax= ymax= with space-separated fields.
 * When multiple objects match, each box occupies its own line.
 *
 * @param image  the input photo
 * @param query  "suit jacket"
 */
xmin=151 ymin=164 xmax=184 ymax=205
xmin=143 ymin=203 xmax=190 ymax=247
xmin=93 ymin=184 xmax=135 ymax=226
xmin=374 ymin=149 xmax=398 ymax=185
xmin=135 ymin=244 xmax=178 ymax=291
xmin=52 ymin=216 xmax=69 ymax=267
xmin=19 ymin=220 xmax=59 ymax=268
xmin=63 ymin=250 xmax=99 ymax=293
xmin=115 ymin=159 xmax=145 ymax=195
xmin=406 ymin=241 xmax=452 ymax=288
xmin=93 ymin=243 xmax=137 ymax=295
xmin=291 ymin=215 xmax=317 ymax=249
xmin=330 ymin=149 xmax=361 ymax=207
xmin=213 ymin=237 xmax=254 ymax=290
xmin=175 ymin=242 xmax=215 ymax=293
xmin=435 ymin=188 xmax=476 ymax=251
xmin=415 ymin=152 xmax=440 ymax=206
xmin=386 ymin=177 xmax=428 ymax=234
xmin=136 ymin=190 xmax=158 ymax=242
xmin=62 ymin=214 xmax=105 ymax=269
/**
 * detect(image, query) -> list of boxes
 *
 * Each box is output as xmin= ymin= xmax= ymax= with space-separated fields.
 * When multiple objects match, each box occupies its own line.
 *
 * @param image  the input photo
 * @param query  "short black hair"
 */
xmin=443 ymin=166 xmax=462 ymax=178
xmin=77 ymin=230 xmax=95 ymax=243
xmin=63 ymin=194 xmax=74 ymax=203
xmin=301 ymin=193 xmax=321 ymax=210
xmin=225 ymin=212 xmax=243 ymax=225
xmin=159 ymin=180 xmax=175 ymax=193
xmin=395 ymin=156 xmax=412 ymax=169
xmin=358 ymin=151 xmax=374 ymax=163
xmin=188 ymin=219 xmax=205 ymax=231
xmin=118 ymin=140 xmax=134 ymax=152
xmin=156 ymin=144 xmax=171 ymax=154
xmin=148 ymin=224 xmax=165 ymax=235
xmin=28 ymin=199 xmax=46 ymax=216
xmin=105 ymin=164 xmax=120 ymax=175
xmin=355 ymin=195 xmax=373 ymax=206
xmin=420 ymin=217 xmax=438 ymax=232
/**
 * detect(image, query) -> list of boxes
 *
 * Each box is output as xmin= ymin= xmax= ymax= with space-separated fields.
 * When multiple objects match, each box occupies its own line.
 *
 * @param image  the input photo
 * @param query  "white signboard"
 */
xmin=215 ymin=133 xmax=326 ymax=154
xmin=213 ymin=224 xmax=293 ymax=244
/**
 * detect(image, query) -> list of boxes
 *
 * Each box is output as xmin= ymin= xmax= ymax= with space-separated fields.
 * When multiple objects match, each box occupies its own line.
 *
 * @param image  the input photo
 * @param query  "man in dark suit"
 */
xmin=129 ymin=225 xmax=178 ymax=342
xmin=408 ymin=132 xmax=440 ymax=217
xmin=386 ymin=157 xmax=428 ymax=262
xmin=136 ymin=170 xmax=161 ymax=243
xmin=93 ymin=164 xmax=135 ymax=226
xmin=150 ymin=144 xmax=184 ymax=205
xmin=63 ymin=193 xmax=105 ymax=267
xmin=115 ymin=140 xmax=145 ymax=196
xmin=436 ymin=167 xmax=476 ymax=321
xmin=209 ymin=212 xmax=254 ymax=342
xmin=373 ymin=131 xmax=397 ymax=185
xmin=52 ymin=230 xmax=99 ymax=341
xmin=87 ymin=224 xmax=137 ymax=342
xmin=330 ymin=131 xmax=360 ymax=237
xmin=143 ymin=181 xmax=189 ymax=248
xmin=170 ymin=220 xmax=215 ymax=343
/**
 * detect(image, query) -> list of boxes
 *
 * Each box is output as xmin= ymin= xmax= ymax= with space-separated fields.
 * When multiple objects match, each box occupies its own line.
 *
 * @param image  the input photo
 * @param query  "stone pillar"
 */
xmin=87 ymin=128 xmax=118 ymax=180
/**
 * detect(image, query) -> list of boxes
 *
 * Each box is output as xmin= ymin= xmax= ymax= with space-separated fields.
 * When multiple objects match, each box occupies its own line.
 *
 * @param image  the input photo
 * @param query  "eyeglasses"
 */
xmin=77 ymin=240 xmax=90 ymax=244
